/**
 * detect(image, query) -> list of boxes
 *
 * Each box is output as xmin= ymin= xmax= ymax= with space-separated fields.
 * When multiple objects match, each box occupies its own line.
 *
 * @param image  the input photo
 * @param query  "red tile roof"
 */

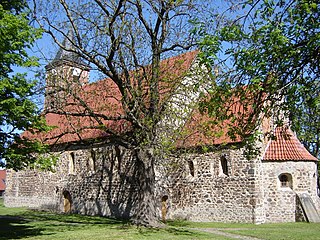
xmin=176 ymin=89 xmax=255 ymax=148
xmin=24 ymin=50 xmax=317 ymax=163
xmin=263 ymin=127 xmax=318 ymax=161
xmin=24 ymin=51 xmax=199 ymax=145
xmin=176 ymin=108 xmax=242 ymax=148
xmin=0 ymin=170 xmax=6 ymax=191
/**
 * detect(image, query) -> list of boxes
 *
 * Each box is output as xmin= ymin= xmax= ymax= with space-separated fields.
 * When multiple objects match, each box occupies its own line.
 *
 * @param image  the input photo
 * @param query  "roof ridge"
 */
xmin=84 ymin=50 xmax=199 ymax=88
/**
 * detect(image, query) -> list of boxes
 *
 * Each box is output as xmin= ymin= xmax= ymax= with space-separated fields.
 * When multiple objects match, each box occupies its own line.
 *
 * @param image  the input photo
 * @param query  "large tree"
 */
xmin=197 ymin=0 xmax=320 ymax=158
xmin=0 ymin=0 xmax=50 ymax=170
xmin=33 ymin=0 xmax=214 ymax=227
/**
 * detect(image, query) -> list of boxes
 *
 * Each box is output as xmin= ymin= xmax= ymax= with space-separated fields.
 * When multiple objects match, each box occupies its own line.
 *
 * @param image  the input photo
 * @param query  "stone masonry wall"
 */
xmin=5 ymin=142 xmax=319 ymax=224
xmin=166 ymin=147 xmax=262 ymax=223
xmin=5 ymin=144 xmax=142 ymax=219
xmin=261 ymin=161 xmax=320 ymax=223
xmin=5 ymin=143 xmax=263 ymax=223
xmin=5 ymin=169 xmax=60 ymax=210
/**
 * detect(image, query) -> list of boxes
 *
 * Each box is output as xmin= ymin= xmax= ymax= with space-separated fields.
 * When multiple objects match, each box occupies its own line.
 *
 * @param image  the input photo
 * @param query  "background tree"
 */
xmin=0 ymin=0 xmax=50 ymax=170
xmin=290 ymin=82 xmax=320 ymax=159
xmin=33 ymin=0 xmax=215 ymax=227
xmin=198 ymin=0 xmax=320 ymax=158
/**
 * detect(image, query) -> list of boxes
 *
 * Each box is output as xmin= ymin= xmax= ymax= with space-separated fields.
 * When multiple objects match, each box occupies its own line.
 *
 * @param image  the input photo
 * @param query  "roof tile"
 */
xmin=24 ymin=51 xmax=198 ymax=145
xmin=263 ymin=127 xmax=318 ymax=161
xmin=24 ymin=50 xmax=318 ymax=163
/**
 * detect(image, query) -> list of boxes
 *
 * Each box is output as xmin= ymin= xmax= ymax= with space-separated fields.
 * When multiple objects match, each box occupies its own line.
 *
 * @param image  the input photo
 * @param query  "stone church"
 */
xmin=4 ymin=37 xmax=320 ymax=224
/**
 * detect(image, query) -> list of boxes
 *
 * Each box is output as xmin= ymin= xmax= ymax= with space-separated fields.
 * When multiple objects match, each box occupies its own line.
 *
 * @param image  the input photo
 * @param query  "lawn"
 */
xmin=0 ymin=199 xmax=229 ymax=240
xmin=168 ymin=218 xmax=320 ymax=240
xmin=1 ymin=199 xmax=320 ymax=240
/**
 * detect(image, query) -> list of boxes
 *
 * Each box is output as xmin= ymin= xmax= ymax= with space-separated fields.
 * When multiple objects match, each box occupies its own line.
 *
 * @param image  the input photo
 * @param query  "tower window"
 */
xmin=72 ymin=67 xmax=81 ymax=76
xmin=72 ymin=68 xmax=81 ymax=82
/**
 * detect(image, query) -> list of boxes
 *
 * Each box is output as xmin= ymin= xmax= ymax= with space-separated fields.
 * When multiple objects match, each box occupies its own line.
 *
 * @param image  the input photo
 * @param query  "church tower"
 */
xmin=44 ymin=30 xmax=90 ymax=111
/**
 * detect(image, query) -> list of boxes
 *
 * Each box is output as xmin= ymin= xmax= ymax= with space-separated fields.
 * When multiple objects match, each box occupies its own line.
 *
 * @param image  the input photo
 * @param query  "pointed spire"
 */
xmin=46 ymin=29 xmax=90 ymax=70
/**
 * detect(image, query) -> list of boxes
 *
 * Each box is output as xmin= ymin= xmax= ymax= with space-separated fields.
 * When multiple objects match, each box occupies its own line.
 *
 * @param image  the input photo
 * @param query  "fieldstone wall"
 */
xmin=5 ymin=142 xmax=319 ymax=224
xmin=261 ymin=161 xmax=320 ymax=223
xmin=5 ymin=144 xmax=143 ymax=219
xmin=6 ymin=143 xmax=264 ymax=223
xmin=166 ymin=147 xmax=263 ymax=223
xmin=4 ymin=168 xmax=61 ymax=209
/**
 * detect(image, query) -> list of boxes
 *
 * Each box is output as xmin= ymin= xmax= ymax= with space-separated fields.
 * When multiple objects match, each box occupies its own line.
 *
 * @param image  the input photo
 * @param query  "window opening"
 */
xmin=88 ymin=150 xmax=95 ymax=171
xmin=220 ymin=156 xmax=228 ymax=176
xmin=161 ymin=195 xmax=169 ymax=223
xmin=188 ymin=160 xmax=195 ymax=177
xmin=279 ymin=173 xmax=292 ymax=188
xmin=69 ymin=152 xmax=75 ymax=174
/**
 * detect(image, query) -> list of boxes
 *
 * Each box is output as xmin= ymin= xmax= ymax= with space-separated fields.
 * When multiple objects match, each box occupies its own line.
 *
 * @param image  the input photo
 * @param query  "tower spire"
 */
xmin=46 ymin=29 xmax=90 ymax=71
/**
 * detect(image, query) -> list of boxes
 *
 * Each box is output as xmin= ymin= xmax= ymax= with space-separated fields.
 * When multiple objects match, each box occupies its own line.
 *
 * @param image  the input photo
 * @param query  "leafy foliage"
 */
xmin=0 ymin=1 xmax=50 ymax=170
xmin=198 ymin=0 xmax=320 ymax=158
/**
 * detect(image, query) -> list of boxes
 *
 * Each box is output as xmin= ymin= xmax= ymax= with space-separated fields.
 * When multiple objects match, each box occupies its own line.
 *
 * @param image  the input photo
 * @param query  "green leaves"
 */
xmin=0 ymin=5 xmax=42 ymax=76
xmin=198 ymin=0 xmax=320 ymax=158
xmin=220 ymin=24 xmax=245 ymax=42
xmin=0 ymin=1 xmax=50 ymax=170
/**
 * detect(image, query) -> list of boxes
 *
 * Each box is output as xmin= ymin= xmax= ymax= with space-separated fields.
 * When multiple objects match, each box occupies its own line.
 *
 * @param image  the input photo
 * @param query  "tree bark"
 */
xmin=131 ymin=147 xmax=162 ymax=227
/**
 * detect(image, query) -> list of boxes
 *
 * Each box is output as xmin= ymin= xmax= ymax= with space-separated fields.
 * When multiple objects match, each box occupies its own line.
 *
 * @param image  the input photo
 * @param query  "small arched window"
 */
xmin=69 ymin=152 xmax=75 ymax=174
xmin=115 ymin=146 xmax=121 ymax=161
xmin=188 ymin=160 xmax=195 ymax=177
xmin=220 ymin=156 xmax=228 ymax=176
xmin=88 ymin=150 xmax=95 ymax=172
xmin=279 ymin=173 xmax=292 ymax=188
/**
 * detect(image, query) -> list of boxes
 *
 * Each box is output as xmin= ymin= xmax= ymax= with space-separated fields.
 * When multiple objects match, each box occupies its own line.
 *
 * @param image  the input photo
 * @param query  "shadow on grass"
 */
xmin=134 ymin=224 xmax=203 ymax=239
xmin=0 ymin=216 xmax=44 ymax=240
xmin=23 ymin=210 xmax=127 ymax=225
xmin=0 ymin=210 xmax=128 ymax=240
xmin=166 ymin=219 xmax=192 ymax=227
xmin=166 ymin=227 xmax=203 ymax=236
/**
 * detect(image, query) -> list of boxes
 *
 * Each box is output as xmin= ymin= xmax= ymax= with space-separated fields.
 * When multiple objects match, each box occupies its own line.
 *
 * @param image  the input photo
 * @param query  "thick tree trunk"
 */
xmin=131 ymin=147 xmax=162 ymax=227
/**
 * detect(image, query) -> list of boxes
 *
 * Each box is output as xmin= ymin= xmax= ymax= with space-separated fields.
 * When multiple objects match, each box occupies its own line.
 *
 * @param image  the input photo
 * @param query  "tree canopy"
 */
xmin=8 ymin=0 xmax=319 ymax=227
xmin=198 ymin=0 xmax=320 ymax=158
xmin=0 ymin=0 xmax=49 ymax=170
xmin=33 ymin=0 xmax=216 ymax=227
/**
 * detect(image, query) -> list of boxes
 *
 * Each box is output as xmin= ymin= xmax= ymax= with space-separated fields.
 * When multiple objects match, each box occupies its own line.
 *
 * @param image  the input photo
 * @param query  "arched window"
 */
xmin=188 ymin=160 xmax=195 ymax=177
xmin=69 ymin=152 xmax=75 ymax=174
xmin=279 ymin=173 xmax=293 ymax=188
xmin=88 ymin=150 xmax=95 ymax=172
xmin=115 ymin=146 xmax=121 ymax=160
xmin=220 ymin=156 xmax=228 ymax=176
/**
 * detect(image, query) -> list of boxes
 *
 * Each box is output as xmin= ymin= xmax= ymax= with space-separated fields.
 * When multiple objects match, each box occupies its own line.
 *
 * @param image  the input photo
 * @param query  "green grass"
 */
xmin=0 ymin=201 xmax=228 ymax=240
xmin=223 ymin=222 xmax=320 ymax=240
xmin=1 ymin=200 xmax=320 ymax=240
xmin=168 ymin=219 xmax=320 ymax=240
xmin=167 ymin=219 xmax=254 ymax=229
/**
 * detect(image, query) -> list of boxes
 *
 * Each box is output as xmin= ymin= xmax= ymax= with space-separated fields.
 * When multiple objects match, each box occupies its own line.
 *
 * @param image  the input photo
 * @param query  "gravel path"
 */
xmin=190 ymin=228 xmax=262 ymax=240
